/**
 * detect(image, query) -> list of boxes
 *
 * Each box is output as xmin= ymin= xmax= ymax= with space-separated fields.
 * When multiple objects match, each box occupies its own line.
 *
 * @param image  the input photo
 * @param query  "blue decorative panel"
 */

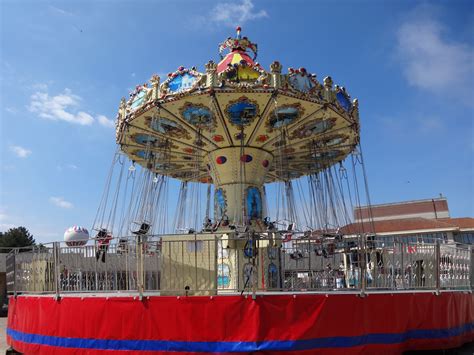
xmin=168 ymin=73 xmax=197 ymax=93
xmin=268 ymin=263 xmax=278 ymax=288
xmin=150 ymin=117 xmax=187 ymax=138
xmin=181 ymin=104 xmax=213 ymax=128
xmin=130 ymin=90 xmax=146 ymax=110
xmin=325 ymin=136 xmax=345 ymax=146
xmin=336 ymin=91 xmax=352 ymax=111
xmin=288 ymin=74 xmax=315 ymax=93
xmin=135 ymin=150 xmax=152 ymax=159
xmin=244 ymin=242 xmax=254 ymax=258
xmin=215 ymin=188 xmax=226 ymax=219
xmin=269 ymin=105 xmax=300 ymax=128
xmin=246 ymin=187 xmax=262 ymax=220
xmin=134 ymin=134 xmax=156 ymax=146
xmin=226 ymin=99 xmax=257 ymax=126
xmin=313 ymin=150 xmax=341 ymax=160
xmin=218 ymin=264 xmax=231 ymax=288
xmin=293 ymin=119 xmax=334 ymax=138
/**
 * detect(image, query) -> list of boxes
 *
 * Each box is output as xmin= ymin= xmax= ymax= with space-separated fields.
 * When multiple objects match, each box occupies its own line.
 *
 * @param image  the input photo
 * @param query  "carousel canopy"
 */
xmin=116 ymin=27 xmax=360 ymax=185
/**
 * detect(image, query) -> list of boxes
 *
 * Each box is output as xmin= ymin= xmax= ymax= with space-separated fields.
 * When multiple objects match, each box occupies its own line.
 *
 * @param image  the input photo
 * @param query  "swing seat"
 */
xmin=131 ymin=222 xmax=151 ymax=236
xmin=117 ymin=238 xmax=129 ymax=254
xmin=95 ymin=228 xmax=109 ymax=239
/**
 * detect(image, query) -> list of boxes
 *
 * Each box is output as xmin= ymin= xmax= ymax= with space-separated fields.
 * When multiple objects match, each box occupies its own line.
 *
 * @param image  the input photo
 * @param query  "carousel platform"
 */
xmin=7 ymin=291 xmax=474 ymax=354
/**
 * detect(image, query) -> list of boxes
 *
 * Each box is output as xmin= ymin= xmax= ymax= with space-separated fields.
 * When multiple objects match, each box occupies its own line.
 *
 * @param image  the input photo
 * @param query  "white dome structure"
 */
xmin=64 ymin=226 xmax=89 ymax=247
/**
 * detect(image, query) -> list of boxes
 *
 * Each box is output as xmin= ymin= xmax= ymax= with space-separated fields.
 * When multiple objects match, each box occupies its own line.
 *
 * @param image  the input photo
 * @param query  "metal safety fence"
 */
xmin=5 ymin=234 xmax=473 ymax=298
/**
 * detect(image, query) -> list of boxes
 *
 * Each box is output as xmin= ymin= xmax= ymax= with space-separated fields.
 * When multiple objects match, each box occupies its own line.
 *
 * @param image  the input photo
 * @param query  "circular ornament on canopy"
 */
xmin=212 ymin=135 xmax=225 ymax=142
xmin=216 ymin=156 xmax=227 ymax=165
xmin=240 ymin=154 xmax=253 ymax=163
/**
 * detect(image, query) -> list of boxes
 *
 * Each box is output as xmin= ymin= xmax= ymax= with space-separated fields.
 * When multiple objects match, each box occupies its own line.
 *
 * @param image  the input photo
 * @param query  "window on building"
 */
xmin=453 ymin=232 xmax=474 ymax=245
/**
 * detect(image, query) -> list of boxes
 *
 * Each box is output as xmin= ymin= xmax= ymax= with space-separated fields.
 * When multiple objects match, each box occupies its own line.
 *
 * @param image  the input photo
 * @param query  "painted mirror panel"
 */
xmin=269 ymin=105 xmax=301 ymax=129
xmin=336 ymin=91 xmax=352 ymax=111
xmin=246 ymin=187 xmax=262 ymax=220
xmin=134 ymin=134 xmax=157 ymax=146
xmin=217 ymin=263 xmax=231 ymax=288
xmin=226 ymin=98 xmax=258 ymax=126
xmin=215 ymin=188 xmax=226 ymax=219
xmin=130 ymin=90 xmax=146 ymax=111
xmin=168 ymin=73 xmax=198 ymax=93
xmin=268 ymin=263 xmax=278 ymax=289
xmin=181 ymin=104 xmax=213 ymax=128
xmin=288 ymin=74 xmax=315 ymax=93
xmin=149 ymin=117 xmax=188 ymax=138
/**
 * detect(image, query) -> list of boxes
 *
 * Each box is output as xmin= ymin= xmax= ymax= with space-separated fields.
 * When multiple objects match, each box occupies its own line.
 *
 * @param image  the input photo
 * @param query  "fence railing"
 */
xmin=6 ymin=234 xmax=473 ymax=297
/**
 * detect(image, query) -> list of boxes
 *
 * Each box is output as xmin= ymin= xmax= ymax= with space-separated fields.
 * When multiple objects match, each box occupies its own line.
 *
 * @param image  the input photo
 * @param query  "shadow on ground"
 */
xmin=404 ymin=342 xmax=474 ymax=355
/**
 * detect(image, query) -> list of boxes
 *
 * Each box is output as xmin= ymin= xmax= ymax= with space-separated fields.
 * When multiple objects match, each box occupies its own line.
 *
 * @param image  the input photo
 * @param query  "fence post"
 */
xmin=470 ymin=246 xmax=473 ymax=293
xmin=251 ymin=234 xmax=257 ymax=300
xmin=435 ymin=241 xmax=440 ymax=295
xmin=360 ymin=234 xmax=366 ymax=297
xmin=13 ymin=249 xmax=18 ymax=298
xmin=53 ymin=242 xmax=61 ymax=300
xmin=137 ymin=236 xmax=144 ymax=300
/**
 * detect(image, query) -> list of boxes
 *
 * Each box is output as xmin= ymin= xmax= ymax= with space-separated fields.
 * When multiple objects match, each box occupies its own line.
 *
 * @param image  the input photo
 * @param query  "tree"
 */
xmin=0 ymin=227 xmax=35 ymax=252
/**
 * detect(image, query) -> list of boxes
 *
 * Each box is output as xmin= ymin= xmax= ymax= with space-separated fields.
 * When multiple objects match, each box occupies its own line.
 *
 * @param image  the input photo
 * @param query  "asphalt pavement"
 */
xmin=0 ymin=316 xmax=7 ymax=353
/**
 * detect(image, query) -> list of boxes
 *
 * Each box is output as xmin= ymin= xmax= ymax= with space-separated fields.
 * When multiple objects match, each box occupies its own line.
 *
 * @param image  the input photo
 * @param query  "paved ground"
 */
xmin=405 ymin=342 xmax=474 ymax=354
xmin=0 ymin=316 xmax=7 ymax=353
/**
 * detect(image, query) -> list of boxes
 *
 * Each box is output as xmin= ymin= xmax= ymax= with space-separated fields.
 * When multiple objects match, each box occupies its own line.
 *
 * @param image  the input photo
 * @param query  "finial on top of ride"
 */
xmin=115 ymin=28 xmax=360 ymax=226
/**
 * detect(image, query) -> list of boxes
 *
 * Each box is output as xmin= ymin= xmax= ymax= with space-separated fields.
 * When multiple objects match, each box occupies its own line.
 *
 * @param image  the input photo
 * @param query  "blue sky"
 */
xmin=1 ymin=0 xmax=473 ymax=242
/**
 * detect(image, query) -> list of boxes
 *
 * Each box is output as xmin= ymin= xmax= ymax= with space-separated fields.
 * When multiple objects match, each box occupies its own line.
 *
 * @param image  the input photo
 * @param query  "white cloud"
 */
xmin=0 ymin=223 xmax=15 ymax=232
xmin=5 ymin=107 xmax=18 ymax=114
xmin=417 ymin=116 xmax=443 ymax=133
xmin=56 ymin=164 xmax=79 ymax=171
xmin=30 ymin=83 xmax=48 ymax=91
xmin=0 ymin=209 xmax=15 ymax=232
xmin=208 ymin=0 xmax=268 ymax=27
xmin=396 ymin=7 xmax=474 ymax=100
xmin=97 ymin=115 xmax=115 ymax=128
xmin=29 ymin=89 xmax=94 ymax=125
xmin=9 ymin=145 xmax=32 ymax=158
xmin=49 ymin=197 xmax=74 ymax=209
xmin=49 ymin=5 xmax=73 ymax=16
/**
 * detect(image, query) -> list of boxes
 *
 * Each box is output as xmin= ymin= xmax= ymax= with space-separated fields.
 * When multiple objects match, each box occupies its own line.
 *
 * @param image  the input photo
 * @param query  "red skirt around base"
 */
xmin=7 ymin=292 xmax=474 ymax=354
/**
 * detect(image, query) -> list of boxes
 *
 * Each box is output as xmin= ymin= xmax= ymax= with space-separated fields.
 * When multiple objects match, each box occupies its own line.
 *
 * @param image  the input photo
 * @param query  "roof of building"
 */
xmin=340 ymin=217 xmax=474 ymax=235
xmin=442 ymin=217 xmax=474 ymax=230
xmin=354 ymin=198 xmax=449 ymax=221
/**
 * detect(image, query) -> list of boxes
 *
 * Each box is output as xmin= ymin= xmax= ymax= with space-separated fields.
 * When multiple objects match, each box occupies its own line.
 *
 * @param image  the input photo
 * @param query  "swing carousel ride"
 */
xmin=6 ymin=28 xmax=473 ymax=355
xmin=110 ymin=26 xmax=359 ymax=235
